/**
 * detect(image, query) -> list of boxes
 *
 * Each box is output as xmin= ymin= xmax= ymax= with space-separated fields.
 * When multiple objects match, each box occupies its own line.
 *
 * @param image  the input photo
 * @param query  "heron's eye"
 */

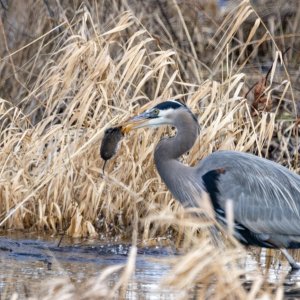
xmin=153 ymin=108 xmax=160 ymax=116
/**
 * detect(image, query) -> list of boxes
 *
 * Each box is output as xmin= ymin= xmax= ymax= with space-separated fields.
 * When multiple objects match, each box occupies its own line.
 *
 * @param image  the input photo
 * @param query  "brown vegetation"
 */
xmin=1 ymin=0 xmax=300 ymax=298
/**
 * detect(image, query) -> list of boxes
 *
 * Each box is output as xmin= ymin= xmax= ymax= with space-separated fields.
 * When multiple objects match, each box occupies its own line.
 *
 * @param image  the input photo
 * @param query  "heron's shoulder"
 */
xmin=197 ymin=150 xmax=257 ymax=169
xmin=204 ymin=150 xmax=263 ymax=161
xmin=196 ymin=150 xmax=295 ymax=177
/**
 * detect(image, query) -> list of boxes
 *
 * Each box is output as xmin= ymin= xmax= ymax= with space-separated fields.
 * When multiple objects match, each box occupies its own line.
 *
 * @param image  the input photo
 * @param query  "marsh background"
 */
xmin=0 ymin=0 xmax=300 ymax=299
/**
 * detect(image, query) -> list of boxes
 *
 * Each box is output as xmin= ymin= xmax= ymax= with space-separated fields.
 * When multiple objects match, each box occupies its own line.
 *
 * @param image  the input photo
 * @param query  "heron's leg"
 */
xmin=280 ymin=249 xmax=300 ymax=270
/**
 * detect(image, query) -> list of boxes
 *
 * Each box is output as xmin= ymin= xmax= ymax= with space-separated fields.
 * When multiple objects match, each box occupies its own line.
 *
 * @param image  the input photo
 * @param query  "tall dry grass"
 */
xmin=1 ymin=0 xmax=300 ymax=298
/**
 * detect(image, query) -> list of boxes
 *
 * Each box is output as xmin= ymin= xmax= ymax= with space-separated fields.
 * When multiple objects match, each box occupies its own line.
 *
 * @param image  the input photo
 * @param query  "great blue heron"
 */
xmin=123 ymin=99 xmax=300 ymax=270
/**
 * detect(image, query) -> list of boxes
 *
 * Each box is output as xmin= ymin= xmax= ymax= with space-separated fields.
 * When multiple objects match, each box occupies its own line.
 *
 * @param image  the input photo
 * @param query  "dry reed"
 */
xmin=1 ymin=0 xmax=300 ymax=299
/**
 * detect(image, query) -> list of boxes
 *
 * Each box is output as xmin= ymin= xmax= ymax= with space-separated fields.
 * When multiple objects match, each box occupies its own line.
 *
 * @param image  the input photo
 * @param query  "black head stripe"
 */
xmin=154 ymin=100 xmax=185 ymax=111
xmin=152 ymin=100 xmax=199 ymax=127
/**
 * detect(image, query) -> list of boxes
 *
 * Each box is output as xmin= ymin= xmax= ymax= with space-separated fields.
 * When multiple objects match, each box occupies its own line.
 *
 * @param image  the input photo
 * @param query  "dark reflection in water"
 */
xmin=1 ymin=233 xmax=300 ymax=299
xmin=0 ymin=232 xmax=181 ymax=299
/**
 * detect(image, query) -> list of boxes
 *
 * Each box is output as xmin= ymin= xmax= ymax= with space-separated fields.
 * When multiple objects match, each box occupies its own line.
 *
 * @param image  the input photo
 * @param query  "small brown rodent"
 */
xmin=100 ymin=126 xmax=124 ymax=173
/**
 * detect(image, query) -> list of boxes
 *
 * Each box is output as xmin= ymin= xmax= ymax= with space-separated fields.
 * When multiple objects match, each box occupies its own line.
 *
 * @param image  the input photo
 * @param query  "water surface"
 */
xmin=1 ymin=232 xmax=300 ymax=299
xmin=0 ymin=232 xmax=180 ymax=299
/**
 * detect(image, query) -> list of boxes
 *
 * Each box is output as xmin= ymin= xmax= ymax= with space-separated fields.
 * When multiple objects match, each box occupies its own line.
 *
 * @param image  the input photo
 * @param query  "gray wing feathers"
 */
xmin=198 ymin=151 xmax=300 ymax=236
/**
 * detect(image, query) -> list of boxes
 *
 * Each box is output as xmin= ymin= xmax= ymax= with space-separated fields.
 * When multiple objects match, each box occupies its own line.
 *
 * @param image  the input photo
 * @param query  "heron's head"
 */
xmin=122 ymin=100 xmax=198 ymax=133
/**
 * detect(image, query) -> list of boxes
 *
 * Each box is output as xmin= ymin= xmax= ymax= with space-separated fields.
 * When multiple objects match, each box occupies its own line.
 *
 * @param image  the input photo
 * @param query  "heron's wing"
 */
xmin=198 ymin=151 xmax=300 ymax=236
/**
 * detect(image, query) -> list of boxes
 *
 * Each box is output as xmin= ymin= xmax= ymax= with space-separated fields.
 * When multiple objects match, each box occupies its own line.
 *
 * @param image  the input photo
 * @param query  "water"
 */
xmin=0 ymin=232 xmax=181 ymax=299
xmin=1 ymin=233 xmax=300 ymax=299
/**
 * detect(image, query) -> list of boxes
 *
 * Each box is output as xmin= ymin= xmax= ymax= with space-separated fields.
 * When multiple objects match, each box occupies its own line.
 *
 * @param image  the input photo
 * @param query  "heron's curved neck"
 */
xmin=153 ymin=111 xmax=200 ymax=207
xmin=154 ymin=111 xmax=199 ymax=162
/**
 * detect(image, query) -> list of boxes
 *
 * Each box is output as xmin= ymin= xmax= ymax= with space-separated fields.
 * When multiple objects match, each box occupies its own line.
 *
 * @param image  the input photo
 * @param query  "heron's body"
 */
xmin=125 ymin=99 xmax=300 ymax=269
xmin=196 ymin=151 xmax=300 ymax=249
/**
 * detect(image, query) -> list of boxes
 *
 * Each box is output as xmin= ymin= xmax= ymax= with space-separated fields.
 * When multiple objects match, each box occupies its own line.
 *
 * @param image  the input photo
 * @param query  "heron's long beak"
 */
xmin=121 ymin=111 xmax=151 ymax=134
